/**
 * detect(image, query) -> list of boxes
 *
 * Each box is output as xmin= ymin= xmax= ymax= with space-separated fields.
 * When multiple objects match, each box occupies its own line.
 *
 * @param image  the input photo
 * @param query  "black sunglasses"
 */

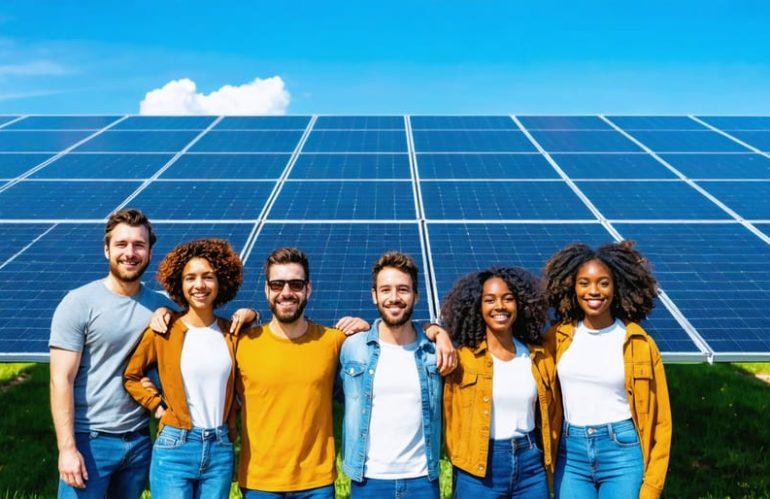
xmin=267 ymin=279 xmax=307 ymax=292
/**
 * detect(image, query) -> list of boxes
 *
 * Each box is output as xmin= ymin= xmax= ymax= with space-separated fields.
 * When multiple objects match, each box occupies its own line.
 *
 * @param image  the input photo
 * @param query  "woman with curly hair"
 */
xmin=441 ymin=267 xmax=561 ymax=498
xmin=543 ymin=241 xmax=671 ymax=499
xmin=124 ymin=238 xmax=244 ymax=498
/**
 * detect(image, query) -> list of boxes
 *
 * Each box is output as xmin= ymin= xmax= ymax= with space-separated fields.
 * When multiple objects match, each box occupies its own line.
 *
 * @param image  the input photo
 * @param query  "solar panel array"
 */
xmin=1 ymin=114 xmax=769 ymax=362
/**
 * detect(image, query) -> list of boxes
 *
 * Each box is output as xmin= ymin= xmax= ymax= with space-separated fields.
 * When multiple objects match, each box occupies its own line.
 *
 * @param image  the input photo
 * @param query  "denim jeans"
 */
xmin=555 ymin=419 xmax=643 ymax=499
xmin=241 ymin=484 xmax=335 ymax=499
xmin=453 ymin=432 xmax=548 ymax=498
xmin=351 ymin=476 xmax=439 ymax=499
xmin=58 ymin=429 xmax=151 ymax=499
xmin=150 ymin=425 xmax=233 ymax=499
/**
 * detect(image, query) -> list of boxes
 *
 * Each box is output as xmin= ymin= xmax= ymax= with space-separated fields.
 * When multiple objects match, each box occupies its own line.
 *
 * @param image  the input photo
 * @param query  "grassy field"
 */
xmin=2 ymin=362 xmax=769 ymax=498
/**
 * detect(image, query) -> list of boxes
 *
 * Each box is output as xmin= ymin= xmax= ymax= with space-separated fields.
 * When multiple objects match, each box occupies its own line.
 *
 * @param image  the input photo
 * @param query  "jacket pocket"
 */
xmin=632 ymin=362 xmax=652 ymax=415
xmin=341 ymin=362 xmax=367 ymax=401
xmin=459 ymin=371 xmax=478 ymax=408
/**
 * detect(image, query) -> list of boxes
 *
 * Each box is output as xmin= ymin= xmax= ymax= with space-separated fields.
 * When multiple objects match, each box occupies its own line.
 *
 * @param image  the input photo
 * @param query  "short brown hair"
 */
xmin=157 ymin=239 xmax=243 ymax=309
xmin=371 ymin=251 xmax=419 ymax=292
xmin=104 ymin=208 xmax=156 ymax=248
xmin=264 ymin=247 xmax=310 ymax=281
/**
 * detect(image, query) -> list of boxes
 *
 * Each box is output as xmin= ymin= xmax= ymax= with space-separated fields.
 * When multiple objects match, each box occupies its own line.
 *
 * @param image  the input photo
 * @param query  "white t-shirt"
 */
xmin=180 ymin=321 xmax=232 ymax=429
xmin=490 ymin=338 xmax=537 ymax=440
xmin=364 ymin=340 xmax=428 ymax=479
xmin=558 ymin=319 xmax=632 ymax=426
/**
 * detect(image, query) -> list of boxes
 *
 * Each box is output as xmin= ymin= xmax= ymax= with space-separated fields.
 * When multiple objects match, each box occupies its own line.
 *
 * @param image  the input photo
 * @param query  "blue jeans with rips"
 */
xmin=555 ymin=419 xmax=644 ymax=499
xmin=453 ymin=432 xmax=548 ymax=498
xmin=58 ymin=428 xmax=151 ymax=499
xmin=149 ymin=425 xmax=233 ymax=499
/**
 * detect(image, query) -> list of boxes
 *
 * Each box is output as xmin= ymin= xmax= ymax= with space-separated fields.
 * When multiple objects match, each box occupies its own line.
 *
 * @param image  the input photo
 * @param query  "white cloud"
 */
xmin=0 ymin=60 xmax=71 ymax=77
xmin=139 ymin=77 xmax=290 ymax=115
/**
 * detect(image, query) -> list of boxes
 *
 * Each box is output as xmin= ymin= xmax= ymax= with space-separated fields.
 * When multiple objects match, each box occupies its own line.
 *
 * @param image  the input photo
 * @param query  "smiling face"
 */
xmin=575 ymin=258 xmax=615 ymax=329
xmin=265 ymin=262 xmax=311 ymax=324
xmin=104 ymin=223 xmax=151 ymax=283
xmin=182 ymin=257 xmax=219 ymax=312
xmin=481 ymin=277 xmax=517 ymax=338
xmin=372 ymin=266 xmax=417 ymax=328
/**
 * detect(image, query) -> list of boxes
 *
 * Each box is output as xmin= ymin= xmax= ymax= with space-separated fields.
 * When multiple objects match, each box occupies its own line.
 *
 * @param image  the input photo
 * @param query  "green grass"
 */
xmin=2 ymin=362 xmax=769 ymax=498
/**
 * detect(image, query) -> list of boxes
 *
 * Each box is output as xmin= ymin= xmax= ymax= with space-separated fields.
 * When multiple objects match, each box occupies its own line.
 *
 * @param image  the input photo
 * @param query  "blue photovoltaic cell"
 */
xmin=518 ymin=116 xmax=612 ymax=130
xmin=190 ymin=131 xmax=303 ymax=153
xmin=269 ymin=181 xmax=416 ymax=220
xmin=315 ymin=116 xmax=405 ymax=130
xmin=727 ymin=131 xmax=770 ymax=152
xmin=628 ymin=130 xmax=749 ymax=153
xmin=302 ymin=130 xmax=407 ymax=153
xmin=410 ymin=116 xmax=518 ymax=130
xmin=699 ymin=116 xmax=770 ymax=131
xmin=130 ymin=181 xmax=275 ymax=220
xmin=616 ymin=223 xmax=770 ymax=354
xmin=0 ymin=131 xmax=92 ymax=152
xmin=0 ymin=223 xmax=53 ymax=264
xmin=576 ymin=181 xmax=731 ymax=220
xmin=413 ymin=131 xmax=536 ymax=153
xmin=0 ymin=154 xmax=52 ymax=179
xmin=529 ymin=131 xmax=642 ymax=153
xmin=417 ymin=153 xmax=558 ymax=179
xmin=0 ymin=222 xmax=253 ymax=352
xmin=75 ymin=131 xmax=199 ymax=153
xmin=426 ymin=222 xmax=696 ymax=353
xmin=32 ymin=154 xmax=173 ymax=179
xmin=698 ymin=181 xmax=770 ymax=219
xmin=290 ymin=154 xmax=411 ymax=179
xmin=607 ymin=116 xmax=706 ymax=130
xmin=0 ymin=116 xmax=18 ymax=127
xmin=660 ymin=154 xmax=770 ymax=179
xmin=161 ymin=154 xmax=290 ymax=179
xmin=237 ymin=223 xmax=429 ymax=324
xmin=6 ymin=116 xmax=121 ymax=130
xmin=0 ymin=180 xmax=140 ymax=219
xmin=420 ymin=181 xmax=594 ymax=220
xmin=215 ymin=116 xmax=310 ymax=130
xmin=552 ymin=154 xmax=677 ymax=179
xmin=111 ymin=116 xmax=216 ymax=130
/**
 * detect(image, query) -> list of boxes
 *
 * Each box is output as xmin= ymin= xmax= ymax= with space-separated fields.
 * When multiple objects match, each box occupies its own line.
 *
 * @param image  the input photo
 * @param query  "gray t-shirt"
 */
xmin=49 ymin=279 xmax=175 ymax=433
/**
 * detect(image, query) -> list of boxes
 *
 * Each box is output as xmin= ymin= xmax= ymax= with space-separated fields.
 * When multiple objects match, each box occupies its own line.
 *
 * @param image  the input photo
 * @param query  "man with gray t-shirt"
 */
xmin=49 ymin=209 xmax=174 ymax=499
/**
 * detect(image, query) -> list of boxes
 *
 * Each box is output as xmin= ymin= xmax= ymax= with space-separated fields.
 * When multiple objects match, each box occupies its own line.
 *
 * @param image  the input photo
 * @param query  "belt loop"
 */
xmin=564 ymin=422 xmax=570 ymax=437
xmin=607 ymin=421 xmax=615 ymax=439
xmin=180 ymin=428 xmax=188 ymax=443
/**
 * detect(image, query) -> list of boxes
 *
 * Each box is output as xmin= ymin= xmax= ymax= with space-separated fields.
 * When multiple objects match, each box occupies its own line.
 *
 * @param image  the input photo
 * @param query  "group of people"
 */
xmin=49 ymin=208 xmax=671 ymax=499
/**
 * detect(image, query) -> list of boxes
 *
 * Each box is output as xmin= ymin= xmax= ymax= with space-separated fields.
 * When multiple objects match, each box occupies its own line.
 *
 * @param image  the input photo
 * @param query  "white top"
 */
xmin=364 ymin=340 xmax=428 ymax=479
xmin=558 ymin=319 xmax=632 ymax=426
xmin=490 ymin=338 xmax=537 ymax=440
xmin=180 ymin=321 xmax=232 ymax=429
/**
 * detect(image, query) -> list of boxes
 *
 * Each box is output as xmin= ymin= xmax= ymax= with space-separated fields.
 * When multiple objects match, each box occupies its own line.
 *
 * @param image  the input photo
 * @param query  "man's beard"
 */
xmin=109 ymin=259 xmax=149 ymax=283
xmin=377 ymin=301 xmax=414 ymax=328
xmin=269 ymin=296 xmax=308 ymax=324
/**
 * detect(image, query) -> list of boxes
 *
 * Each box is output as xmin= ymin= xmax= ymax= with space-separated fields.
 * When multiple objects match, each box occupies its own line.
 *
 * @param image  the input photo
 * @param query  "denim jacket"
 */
xmin=339 ymin=320 xmax=443 ymax=482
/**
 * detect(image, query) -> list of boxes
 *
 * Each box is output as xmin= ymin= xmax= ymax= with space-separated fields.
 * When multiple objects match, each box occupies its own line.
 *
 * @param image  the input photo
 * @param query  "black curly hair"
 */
xmin=157 ymin=238 xmax=243 ymax=309
xmin=543 ymin=240 xmax=658 ymax=324
xmin=440 ymin=267 xmax=548 ymax=349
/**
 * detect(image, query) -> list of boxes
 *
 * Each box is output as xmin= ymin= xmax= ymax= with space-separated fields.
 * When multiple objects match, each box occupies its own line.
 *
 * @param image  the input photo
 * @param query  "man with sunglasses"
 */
xmin=236 ymin=247 xmax=365 ymax=498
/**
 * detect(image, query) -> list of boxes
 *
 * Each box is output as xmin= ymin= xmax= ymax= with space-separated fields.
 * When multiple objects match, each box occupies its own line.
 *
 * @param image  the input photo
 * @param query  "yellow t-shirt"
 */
xmin=236 ymin=321 xmax=345 ymax=491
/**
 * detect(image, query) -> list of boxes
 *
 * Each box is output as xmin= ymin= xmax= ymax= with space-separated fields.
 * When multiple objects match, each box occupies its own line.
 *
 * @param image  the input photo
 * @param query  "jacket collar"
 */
xmin=170 ymin=315 xmax=232 ymax=335
xmin=555 ymin=319 xmax=648 ymax=341
xmin=472 ymin=338 xmax=544 ymax=356
xmin=366 ymin=319 xmax=431 ymax=349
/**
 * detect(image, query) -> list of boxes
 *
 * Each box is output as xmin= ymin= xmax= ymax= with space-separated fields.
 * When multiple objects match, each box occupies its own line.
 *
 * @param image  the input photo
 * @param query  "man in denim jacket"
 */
xmin=339 ymin=251 xmax=443 ymax=498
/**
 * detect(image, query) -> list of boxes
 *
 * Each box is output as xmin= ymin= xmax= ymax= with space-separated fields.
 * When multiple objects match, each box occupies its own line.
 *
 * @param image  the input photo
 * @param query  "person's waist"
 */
xmin=161 ymin=424 xmax=229 ymax=441
xmin=563 ymin=418 xmax=635 ymax=437
xmin=490 ymin=430 xmax=537 ymax=450
xmin=78 ymin=426 xmax=150 ymax=439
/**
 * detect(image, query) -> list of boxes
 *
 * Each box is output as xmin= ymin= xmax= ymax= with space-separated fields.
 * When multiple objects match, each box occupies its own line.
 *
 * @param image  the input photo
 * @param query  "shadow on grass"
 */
xmin=1 ymin=362 xmax=769 ymax=498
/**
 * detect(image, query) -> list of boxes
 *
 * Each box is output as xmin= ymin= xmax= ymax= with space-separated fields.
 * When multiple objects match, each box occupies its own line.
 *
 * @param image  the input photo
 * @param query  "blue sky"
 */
xmin=1 ymin=1 xmax=769 ymax=114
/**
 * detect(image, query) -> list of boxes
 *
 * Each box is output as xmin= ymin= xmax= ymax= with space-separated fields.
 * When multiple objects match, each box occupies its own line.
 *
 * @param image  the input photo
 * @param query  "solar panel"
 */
xmin=2 ymin=115 xmax=770 ymax=362
xmin=0 ymin=154 xmax=53 ymax=179
xmin=290 ymin=154 xmax=411 ymax=179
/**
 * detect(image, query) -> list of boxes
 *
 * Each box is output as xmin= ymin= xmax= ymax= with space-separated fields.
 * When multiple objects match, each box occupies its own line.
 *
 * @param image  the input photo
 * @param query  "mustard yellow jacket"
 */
xmin=443 ymin=340 xmax=562 ymax=479
xmin=546 ymin=321 xmax=672 ymax=499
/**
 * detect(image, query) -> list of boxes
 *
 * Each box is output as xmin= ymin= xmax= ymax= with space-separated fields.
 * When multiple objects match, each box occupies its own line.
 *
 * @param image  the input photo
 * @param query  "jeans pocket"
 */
xmin=154 ymin=428 xmax=184 ymax=449
xmin=611 ymin=426 xmax=640 ymax=447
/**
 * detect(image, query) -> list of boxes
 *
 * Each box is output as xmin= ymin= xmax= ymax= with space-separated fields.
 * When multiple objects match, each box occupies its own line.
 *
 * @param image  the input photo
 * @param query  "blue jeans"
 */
xmin=241 ymin=484 xmax=335 ymax=498
xmin=453 ymin=432 xmax=548 ymax=498
xmin=555 ymin=419 xmax=644 ymax=499
xmin=58 ymin=428 xmax=151 ymax=499
xmin=150 ymin=425 xmax=233 ymax=499
xmin=351 ymin=476 xmax=439 ymax=499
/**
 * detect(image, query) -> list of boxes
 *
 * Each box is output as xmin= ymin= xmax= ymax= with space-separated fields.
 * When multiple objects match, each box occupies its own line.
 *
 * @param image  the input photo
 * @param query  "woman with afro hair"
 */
xmin=124 ymin=238 xmax=244 ymax=498
xmin=441 ymin=267 xmax=562 ymax=498
xmin=543 ymin=240 xmax=671 ymax=499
